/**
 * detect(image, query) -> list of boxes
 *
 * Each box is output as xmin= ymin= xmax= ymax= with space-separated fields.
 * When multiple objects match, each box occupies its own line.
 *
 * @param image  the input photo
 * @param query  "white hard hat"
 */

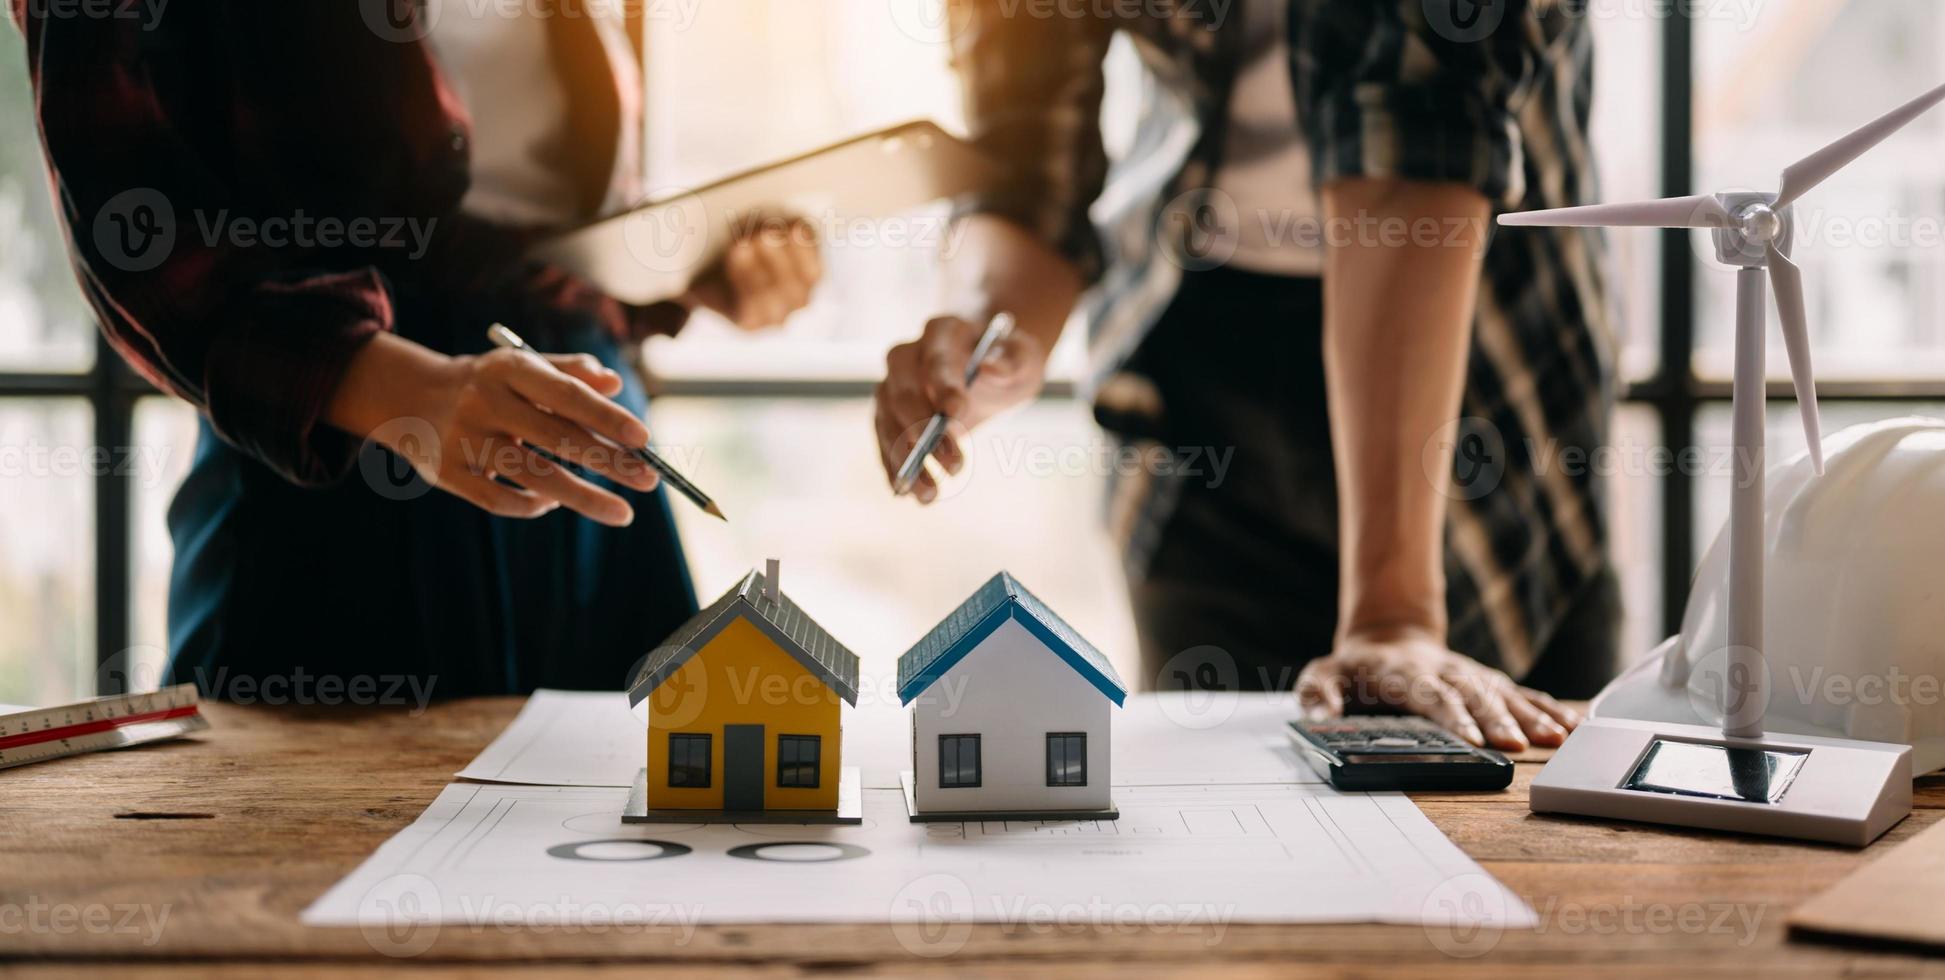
xmin=1593 ymin=416 xmax=1945 ymax=775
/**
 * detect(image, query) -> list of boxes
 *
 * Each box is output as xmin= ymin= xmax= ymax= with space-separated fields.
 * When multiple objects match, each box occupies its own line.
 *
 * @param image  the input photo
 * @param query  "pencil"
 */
xmin=487 ymin=323 xmax=727 ymax=521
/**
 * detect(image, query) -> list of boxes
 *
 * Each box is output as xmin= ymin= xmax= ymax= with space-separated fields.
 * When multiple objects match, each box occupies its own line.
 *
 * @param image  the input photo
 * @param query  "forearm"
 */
xmin=936 ymin=214 xmax=1085 ymax=353
xmin=1321 ymin=178 xmax=1491 ymax=641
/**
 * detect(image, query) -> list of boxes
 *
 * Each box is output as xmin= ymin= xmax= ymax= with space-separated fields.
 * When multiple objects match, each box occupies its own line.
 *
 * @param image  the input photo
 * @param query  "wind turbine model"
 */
xmin=1514 ymin=82 xmax=1945 ymax=847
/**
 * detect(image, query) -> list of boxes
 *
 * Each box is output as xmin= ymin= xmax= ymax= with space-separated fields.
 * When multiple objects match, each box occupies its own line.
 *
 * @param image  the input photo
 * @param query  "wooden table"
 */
xmin=4 ymin=699 xmax=1943 ymax=977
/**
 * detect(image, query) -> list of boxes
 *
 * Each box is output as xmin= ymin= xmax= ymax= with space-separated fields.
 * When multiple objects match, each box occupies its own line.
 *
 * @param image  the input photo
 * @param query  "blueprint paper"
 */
xmin=457 ymin=689 xmax=1324 ymax=789
xmin=302 ymin=780 xmax=1533 ymax=929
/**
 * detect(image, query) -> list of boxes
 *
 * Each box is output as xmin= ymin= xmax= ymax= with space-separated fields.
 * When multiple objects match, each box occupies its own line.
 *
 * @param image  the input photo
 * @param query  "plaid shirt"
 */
xmin=952 ymin=0 xmax=1614 ymax=675
xmin=11 ymin=2 xmax=679 ymax=488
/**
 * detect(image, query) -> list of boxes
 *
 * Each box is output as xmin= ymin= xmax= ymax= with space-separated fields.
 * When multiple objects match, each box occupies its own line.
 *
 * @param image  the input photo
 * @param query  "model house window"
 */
xmin=777 ymin=734 xmax=821 ymax=788
xmin=1046 ymin=733 xmax=1087 ymax=787
xmin=667 ymin=733 xmax=711 ymax=788
xmin=938 ymin=734 xmax=981 ymax=788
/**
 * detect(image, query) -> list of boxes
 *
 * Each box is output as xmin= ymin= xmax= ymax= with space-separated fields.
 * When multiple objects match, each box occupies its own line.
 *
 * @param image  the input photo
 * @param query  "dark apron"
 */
xmin=162 ymin=286 xmax=698 ymax=701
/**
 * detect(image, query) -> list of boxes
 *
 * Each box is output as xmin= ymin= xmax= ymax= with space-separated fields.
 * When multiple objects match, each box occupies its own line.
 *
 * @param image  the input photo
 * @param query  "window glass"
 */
xmin=668 ymin=732 xmax=712 ymax=787
xmin=0 ymin=399 xmax=94 ymax=706
xmin=1046 ymin=732 xmax=1087 ymax=787
xmin=0 ymin=39 xmax=94 ymax=372
xmin=777 ymin=734 xmax=821 ymax=788
xmin=127 ymin=398 xmax=200 ymax=691
xmin=1695 ymin=1 xmax=1945 ymax=381
xmin=1587 ymin=8 xmax=1666 ymax=383
xmin=938 ymin=733 xmax=980 ymax=788
xmin=1609 ymin=405 xmax=1665 ymax=661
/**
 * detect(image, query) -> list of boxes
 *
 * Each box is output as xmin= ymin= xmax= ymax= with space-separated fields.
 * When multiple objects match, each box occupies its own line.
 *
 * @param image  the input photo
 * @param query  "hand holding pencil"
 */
xmin=874 ymin=311 xmax=1045 ymax=504
xmin=488 ymin=325 xmax=726 ymax=521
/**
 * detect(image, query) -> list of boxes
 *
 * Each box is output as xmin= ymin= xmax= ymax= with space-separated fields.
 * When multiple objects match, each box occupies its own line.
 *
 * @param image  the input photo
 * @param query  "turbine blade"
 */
xmin=1498 ymin=194 xmax=1729 ymax=228
xmin=1768 ymin=245 xmax=1825 ymax=474
xmin=1776 ymin=81 xmax=1945 ymax=209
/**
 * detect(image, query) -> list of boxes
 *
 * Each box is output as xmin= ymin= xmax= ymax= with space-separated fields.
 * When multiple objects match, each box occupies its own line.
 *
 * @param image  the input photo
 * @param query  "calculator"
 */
xmin=1288 ymin=716 xmax=1514 ymax=791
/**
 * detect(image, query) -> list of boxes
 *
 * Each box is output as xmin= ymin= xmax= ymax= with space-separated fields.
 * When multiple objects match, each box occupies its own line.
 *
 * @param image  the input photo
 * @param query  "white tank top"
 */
xmin=427 ymin=6 xmax=595 ymax=227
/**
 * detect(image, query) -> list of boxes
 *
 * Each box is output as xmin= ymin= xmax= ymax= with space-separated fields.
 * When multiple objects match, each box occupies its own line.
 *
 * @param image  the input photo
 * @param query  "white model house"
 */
xmin=896 ymin=572 xmax=1127 ymax=819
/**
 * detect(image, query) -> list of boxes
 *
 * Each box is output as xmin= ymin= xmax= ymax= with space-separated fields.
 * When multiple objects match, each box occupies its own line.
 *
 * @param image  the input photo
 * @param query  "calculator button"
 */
xmin=1370 ymin=737 xmax=1418 ymax=748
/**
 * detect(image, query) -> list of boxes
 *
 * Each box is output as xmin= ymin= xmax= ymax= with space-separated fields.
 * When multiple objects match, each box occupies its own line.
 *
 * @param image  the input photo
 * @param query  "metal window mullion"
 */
xmin=93 ymin=337 xmax=136 ymax=696
xmin=1657 ymin=6 xmax=1698 ymax=640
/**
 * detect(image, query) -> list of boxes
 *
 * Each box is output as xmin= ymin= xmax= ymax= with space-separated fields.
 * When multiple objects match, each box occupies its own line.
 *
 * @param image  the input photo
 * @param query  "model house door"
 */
xmin=724 ymin=724 xmax=765 ymax=811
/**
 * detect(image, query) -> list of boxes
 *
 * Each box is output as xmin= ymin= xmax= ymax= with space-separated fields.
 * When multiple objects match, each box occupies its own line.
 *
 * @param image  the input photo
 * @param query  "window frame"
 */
xmin=776 ymin=733 xmax=821 ymax=788
xmin=937 ymin=733 xmax=982 ymax=789
xmin=1045 ymin=732 xmax=1088 ymax=787
xmin=666 ymin=732 xmax=712 ymax=788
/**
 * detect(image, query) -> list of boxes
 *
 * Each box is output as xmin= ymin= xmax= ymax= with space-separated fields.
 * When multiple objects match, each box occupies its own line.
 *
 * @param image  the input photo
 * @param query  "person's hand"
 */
xmin=333 ymin=334 xmax=657 ymax=526
xmin=1294 ymin=626 xmax=1581 ymax=752
xmin=873 ymin=315 xmax=1048 ymax=502
xmin=683 ymin=216 xmax=821 ymax=330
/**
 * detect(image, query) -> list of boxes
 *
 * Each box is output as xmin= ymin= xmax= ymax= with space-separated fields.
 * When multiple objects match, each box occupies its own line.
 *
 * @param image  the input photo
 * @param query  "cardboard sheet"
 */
xmin=1790 ymin=818 xmax=1945 ymax=949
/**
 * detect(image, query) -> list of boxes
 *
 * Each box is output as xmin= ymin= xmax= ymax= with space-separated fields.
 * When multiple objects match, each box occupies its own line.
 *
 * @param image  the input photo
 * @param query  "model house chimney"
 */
xmin=764 ymin=559 xmax=780 ymax=602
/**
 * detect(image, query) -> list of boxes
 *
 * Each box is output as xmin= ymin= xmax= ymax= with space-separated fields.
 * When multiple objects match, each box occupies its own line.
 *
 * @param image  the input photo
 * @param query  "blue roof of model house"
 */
xmin=896 ymin=571 xmax=1127 ymax=706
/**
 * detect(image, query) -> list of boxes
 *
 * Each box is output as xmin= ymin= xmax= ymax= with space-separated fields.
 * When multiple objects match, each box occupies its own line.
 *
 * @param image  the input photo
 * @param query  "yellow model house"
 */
xmin=623 ymin=561 xmax=861 ymax=823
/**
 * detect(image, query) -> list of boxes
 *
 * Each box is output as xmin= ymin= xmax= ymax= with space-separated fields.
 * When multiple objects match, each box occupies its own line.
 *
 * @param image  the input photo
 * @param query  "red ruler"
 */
xmin=0 ymin=684 xmax=209 ymax=771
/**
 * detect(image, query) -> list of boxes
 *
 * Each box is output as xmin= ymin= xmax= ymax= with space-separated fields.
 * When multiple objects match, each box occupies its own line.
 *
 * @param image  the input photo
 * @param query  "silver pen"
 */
xmin=892 ymin=312 xmax=1015 ymax=496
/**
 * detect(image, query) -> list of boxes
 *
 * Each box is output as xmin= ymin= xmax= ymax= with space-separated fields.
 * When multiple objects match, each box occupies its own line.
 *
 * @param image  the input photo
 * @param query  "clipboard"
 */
xmin=529 ymin=119 xmax=999 ymax=304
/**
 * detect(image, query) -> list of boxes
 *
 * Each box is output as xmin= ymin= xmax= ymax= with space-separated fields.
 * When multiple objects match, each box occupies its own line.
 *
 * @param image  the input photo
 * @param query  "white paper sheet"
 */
xmin=359 ymin=689 xmax=1532 ymax=932
xmin=302 ymin=780 xmax=1533 ymax=931
xmin=457 ymin=689 xmax=1325 ymax=789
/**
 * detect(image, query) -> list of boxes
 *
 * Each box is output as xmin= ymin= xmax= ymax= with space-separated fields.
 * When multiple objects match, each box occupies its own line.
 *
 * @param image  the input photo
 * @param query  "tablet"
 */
xmin=529 ymin=120 xmax=999 ymax=304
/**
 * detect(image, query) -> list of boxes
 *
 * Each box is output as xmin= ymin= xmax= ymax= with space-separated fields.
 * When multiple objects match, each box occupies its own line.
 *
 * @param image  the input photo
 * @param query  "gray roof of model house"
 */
xmin=626 ymin=569 xmax=860 ymax=707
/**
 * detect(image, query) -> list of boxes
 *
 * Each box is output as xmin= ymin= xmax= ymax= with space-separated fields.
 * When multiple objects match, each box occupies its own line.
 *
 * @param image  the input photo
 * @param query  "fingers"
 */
xmin=443 ymin=470 xmax=557 ymax=520
xmin=872 ymin=387 xmax=941 ymax=504
xmin=437 ymin=427 xmax=635 ymax=526
xmin=494 ymin=351 xmax=651 ymax=450
xmin=918 ymin=317 xmax=978 ymax=418
xmin=1295 ymin=657 xmax=1348 ymax=722
xmin=1447 ymin=670 xmax=1527 ymax=752
xmin=1502 ymin=688 xmax=1569 ymax=748
xmin=491 ymin=389 xmax=659 ymax=494
xmin=489 ymin=444 xmax=634 ymax=527
xmin=715 ymin=219 xmax=820 ymax=330
xmin=753 ymin=223 xmax=814 ymax=311
xmin=543 ymin=352 xmax=624 ymax=397
xmin=782 ymin=220 xmax=822 ymax=289
xmin=978 ymin=332 xmax=1035 ymax=387
xmin=875 ymin=341 xmax=948 ymax=503
xmin=1518 ymin=686 xmax=1582 ymax=731
xmin=724 ymin=238 xmax=783 ymax=327
xmin=1414 ymin=677 xmax=1486 ymax=748
xmin=932 ymin=427 xmax=965 ymax=477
